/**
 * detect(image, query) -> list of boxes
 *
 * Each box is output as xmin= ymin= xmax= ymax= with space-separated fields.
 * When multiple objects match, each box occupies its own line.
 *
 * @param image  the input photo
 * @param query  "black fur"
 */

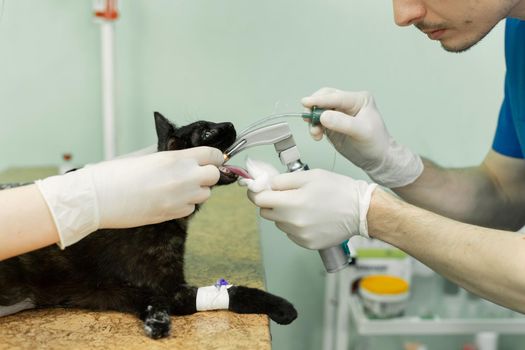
xmin=0 ymin=112 xmax=297 ymax=339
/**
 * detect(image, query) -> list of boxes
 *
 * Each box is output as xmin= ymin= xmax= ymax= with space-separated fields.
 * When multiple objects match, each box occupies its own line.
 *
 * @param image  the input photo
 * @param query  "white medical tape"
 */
xmin=196 ymin=284 xmax=232 ymax=311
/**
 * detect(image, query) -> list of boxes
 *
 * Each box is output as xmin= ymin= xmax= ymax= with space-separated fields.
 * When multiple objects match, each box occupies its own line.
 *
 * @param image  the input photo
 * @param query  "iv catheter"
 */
xmin=223 ymin=118 xmax=350 ymax=273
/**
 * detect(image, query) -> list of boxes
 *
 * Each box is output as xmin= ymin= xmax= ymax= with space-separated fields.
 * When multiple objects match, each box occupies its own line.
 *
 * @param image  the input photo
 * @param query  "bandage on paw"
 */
xmin=196 ymin=279 xmax=233 ymax=311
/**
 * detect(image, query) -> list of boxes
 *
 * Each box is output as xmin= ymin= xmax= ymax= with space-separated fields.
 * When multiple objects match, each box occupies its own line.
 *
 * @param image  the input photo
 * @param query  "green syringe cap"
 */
xmin=302 ymin=106 xmax=326 ymax=126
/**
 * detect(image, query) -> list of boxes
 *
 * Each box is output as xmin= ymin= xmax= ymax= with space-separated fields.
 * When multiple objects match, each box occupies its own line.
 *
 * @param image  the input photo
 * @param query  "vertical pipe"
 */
xmin=335 ymin=270 xmax=351 ymax=350
xmin=100 ymin=21 xmax=116 ymax=160
xmin=94 ymin=0 xmax=119 ymax=160
xmin=322 ymin=273 xmax=337 ymax=350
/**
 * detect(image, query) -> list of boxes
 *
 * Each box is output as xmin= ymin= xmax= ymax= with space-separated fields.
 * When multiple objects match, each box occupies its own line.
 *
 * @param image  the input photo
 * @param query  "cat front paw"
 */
xmin=268 ymin=299 xmax=298 ymax=325
xmin=227 ymin=286 xmax=298 ymax=325
xmin=143 ymin=305 xmax=171 ymax=339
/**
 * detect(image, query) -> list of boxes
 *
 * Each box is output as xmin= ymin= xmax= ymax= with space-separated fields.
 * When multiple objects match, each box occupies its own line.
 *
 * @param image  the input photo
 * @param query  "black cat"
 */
xmin=0 ymin=112 xmax=297 ymax=339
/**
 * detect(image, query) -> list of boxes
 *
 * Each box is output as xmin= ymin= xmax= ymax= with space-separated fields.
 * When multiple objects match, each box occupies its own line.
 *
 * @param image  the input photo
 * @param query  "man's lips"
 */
xmin=423 ymin=28 xmax=447 ymax=40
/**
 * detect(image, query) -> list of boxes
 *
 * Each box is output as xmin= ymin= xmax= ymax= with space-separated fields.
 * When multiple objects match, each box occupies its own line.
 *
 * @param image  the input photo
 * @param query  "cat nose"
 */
xmin=217 ymin=122 xmax=236 ymax=137
xmin=217 ymin=122 xmax=234 ymax=130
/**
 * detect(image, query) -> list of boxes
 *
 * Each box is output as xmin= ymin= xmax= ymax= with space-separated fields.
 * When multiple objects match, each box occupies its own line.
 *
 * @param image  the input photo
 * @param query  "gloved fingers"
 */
xmin=301 ymin=87 xmax=341 ymax=107
xmin=244 ymin=177 xmax=272 ymax=193
xmin=281 ymin=225 xmax=333 ymax=250
xmin=320 ymin=110 xmax=362 ymax=139
xmin=261 ymin=209 xmax=302 ymax=227
xmin=195 ymin=164 xmax=221 ymax=186
xmin=247 ymin=189 xmax=296 ymax=209
xmin=338 ymin=91 xmax=371 ymax=115
xmin=309 ymin=124 xmax=324 ymax=141
xmin=177 ymin=146 xmax=225 ymax=166
xmin=303 ymin=90 xmax=370 ymax=117
xmin=238 ymin=177 xmax=251 ymax=187
xmin=276 ymin=222 xmax=321 ymax=250
xmin=270 ymin=171 xmax=318 ymax=191
xmin=188 ymin=187 xmax=212 ymax=204
xmin=302 ymin=91 xmax=346 ymax=110
xmin=310 ymin=86 xmax=341 ymax=97
xmin=246 ymin=190 xmax=256 ymax=205
xmin=259 ymin=208 xmax=278 ymax=222
xmin=177 ymin=204 xmax=197 ymax=218
xmin=247 ymin=190 xmax=272 ymax=208
xmin=275 ymin=221 xmax=300 ymax=236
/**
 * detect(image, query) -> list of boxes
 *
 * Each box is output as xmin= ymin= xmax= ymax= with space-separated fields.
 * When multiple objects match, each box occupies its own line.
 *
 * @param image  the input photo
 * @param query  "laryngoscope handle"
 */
xmin=319 ymin=245 xmax=350 ymax=273
xmin=288 ymin=163 xmax=350 ymax=273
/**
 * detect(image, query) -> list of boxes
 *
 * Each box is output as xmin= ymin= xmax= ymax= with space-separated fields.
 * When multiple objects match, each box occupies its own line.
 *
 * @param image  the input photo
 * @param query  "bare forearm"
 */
xmin=393 ymin=157 xmax=524 ymax=230
xmin=0 ymin=185 xmax=59 ymax=261
xmin=369 ymin=189 xmax=525 ymax=313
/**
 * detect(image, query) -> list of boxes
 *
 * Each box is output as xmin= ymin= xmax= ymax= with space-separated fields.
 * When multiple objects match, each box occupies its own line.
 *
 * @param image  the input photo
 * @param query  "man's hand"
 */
xmin=36 ymin=147 xmax=224 ymax=248
xmin=248 ymin=169 xmax=377 ymax=250
xmin=302 ymin=87 xmax=423 ymax=188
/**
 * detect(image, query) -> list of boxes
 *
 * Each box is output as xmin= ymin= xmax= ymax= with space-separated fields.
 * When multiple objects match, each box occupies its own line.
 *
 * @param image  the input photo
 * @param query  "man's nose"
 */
xmin=392 ymin=0 xmax=426 ymax=26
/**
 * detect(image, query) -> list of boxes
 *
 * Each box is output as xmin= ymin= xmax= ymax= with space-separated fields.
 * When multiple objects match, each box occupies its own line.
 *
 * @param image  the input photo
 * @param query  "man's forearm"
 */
xmin=369 ymin=189 xmax=525 ymax=313
xmin=393 ymin=156 xmax=524 ymax=230
xmin=0 ymin=185 xmax=59 ymax=261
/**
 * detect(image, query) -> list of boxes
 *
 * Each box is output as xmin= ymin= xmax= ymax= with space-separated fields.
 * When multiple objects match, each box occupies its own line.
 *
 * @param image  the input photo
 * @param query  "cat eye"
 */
xmin=201 ymin=130 xmax=214 ymax=140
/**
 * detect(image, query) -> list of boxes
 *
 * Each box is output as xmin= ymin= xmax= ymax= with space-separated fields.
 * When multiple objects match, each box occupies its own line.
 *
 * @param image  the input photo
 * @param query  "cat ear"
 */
xmin=154 ymin=112 xmax=176 ymax=144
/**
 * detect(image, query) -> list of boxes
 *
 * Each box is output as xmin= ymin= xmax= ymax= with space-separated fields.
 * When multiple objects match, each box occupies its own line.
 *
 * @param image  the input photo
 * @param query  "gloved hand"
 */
xmin=238 ymin=158 xmax=280 ymax=192
xmin=36 ymin=147 xmax=223 ymax=248
xmin=248 ymin=169 xmax=377 ymax=250
xmin=302 ymin=87 xmax=423 ymax=188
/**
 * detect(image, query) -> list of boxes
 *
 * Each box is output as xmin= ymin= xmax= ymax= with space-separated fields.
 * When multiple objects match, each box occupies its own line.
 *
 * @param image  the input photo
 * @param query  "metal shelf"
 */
xmin=349 ymin=294 xmax=525 ymax=335
xmin=322 ymin=267 xmax=525 ymax=350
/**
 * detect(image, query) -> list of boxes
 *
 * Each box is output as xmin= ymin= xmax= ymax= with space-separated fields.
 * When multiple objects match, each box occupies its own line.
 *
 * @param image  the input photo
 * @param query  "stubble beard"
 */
xmin=441 ymin=1 xmax=516 ymax=53
xmin=439 ymin=26 xmax=494 ymax=53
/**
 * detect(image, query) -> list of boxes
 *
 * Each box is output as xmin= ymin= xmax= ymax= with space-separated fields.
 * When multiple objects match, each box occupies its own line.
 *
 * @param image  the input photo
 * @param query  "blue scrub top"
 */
xmin=492 ymin=18 xmax=525 ymax=158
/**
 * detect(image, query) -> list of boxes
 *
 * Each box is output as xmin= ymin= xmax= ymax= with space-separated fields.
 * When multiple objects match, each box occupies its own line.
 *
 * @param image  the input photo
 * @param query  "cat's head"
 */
xmin=154 ymin=112 xmax=238 ymax=185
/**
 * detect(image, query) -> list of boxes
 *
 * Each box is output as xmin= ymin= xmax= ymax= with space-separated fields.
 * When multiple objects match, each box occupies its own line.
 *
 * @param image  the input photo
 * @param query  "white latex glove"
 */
xmin=302 ymin=88 xmax=423 ymax=188
xmin=248 ymin=169 xmax=377 ymax=250
xmin=36 ymin=147 xmax=223 ymax=248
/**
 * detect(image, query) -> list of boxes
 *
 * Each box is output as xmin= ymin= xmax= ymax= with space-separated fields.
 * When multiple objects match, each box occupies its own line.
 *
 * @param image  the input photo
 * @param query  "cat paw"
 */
xmin=143 ymin=306 xmax=171 ymax=339
xmin=227 ymin=286 xmax=298 ymax=325
xmin=268 ymin=299 xmax=298 ymax=325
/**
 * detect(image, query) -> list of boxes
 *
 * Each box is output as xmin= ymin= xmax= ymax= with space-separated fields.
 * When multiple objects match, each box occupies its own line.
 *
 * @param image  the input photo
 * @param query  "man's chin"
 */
xmin=439 ymin=27 xmax=494 ymax=53
xmin=440 ymin=40 xmax=478 ymax=53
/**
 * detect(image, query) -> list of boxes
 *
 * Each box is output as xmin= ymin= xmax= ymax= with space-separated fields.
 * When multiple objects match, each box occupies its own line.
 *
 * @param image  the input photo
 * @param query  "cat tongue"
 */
xmin=221 ymin=165 xmax=252 ymax=179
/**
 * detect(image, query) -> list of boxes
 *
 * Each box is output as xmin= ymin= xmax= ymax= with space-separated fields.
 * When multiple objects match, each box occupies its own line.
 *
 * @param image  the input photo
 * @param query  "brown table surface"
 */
xmin=0 ymin=168 xmax=269 ymax=350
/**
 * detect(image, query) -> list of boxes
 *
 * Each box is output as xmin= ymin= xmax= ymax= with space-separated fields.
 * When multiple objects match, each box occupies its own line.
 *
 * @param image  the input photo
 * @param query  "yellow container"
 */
xmin=358 ymin=275 xmax=410 ymax=318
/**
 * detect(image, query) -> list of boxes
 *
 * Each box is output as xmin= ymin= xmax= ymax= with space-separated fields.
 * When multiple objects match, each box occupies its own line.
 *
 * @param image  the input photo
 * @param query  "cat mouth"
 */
xmin=218 ymin=165 xmax=252 ymax=185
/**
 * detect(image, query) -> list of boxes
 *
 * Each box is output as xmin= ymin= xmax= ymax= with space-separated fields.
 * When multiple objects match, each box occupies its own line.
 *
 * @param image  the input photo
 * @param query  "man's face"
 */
xmin=392 ymin=0 xmax=519 ymax=52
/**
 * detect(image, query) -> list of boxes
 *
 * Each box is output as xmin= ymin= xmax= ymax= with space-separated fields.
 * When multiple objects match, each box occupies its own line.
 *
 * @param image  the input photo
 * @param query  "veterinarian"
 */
xmin=0 ymin=147 xmax=224 ymax=261
xmin=248 ymin=0 xmax=525 ymax=313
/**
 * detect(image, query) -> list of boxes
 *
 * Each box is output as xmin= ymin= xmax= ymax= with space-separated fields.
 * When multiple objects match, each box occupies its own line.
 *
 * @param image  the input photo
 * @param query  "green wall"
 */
xmin=0 ymin=1 xmax=101 ymax=167
xmin=0 ymin=1 xmax=511 ymax=349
